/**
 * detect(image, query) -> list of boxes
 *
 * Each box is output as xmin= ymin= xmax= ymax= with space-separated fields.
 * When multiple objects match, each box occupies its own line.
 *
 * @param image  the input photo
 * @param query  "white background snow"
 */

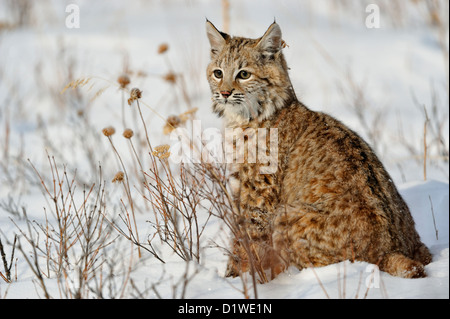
xmin=0 ymin=0 xmax=448 ymax=299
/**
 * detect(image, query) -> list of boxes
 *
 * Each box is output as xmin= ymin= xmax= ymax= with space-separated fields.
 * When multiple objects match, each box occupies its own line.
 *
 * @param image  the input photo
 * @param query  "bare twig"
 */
xmin=0 ymin=235 xmax=17 ymax=283
xmin=428 ymin=195 xmax=439 ymax=240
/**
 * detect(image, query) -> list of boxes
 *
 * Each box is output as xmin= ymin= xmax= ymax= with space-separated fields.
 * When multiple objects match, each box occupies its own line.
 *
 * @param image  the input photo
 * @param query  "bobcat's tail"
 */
xmin=414 ymin=243 xmax=432 ymax=266
xmin=379 ymin=253 xmax=425 ymax=278
xmin=380 ymin=245 xmax=431 ymax=278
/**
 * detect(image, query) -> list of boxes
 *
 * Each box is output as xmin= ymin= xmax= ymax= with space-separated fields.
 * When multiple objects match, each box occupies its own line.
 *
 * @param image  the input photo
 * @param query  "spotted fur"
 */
xmin=205 ymin=20 xmax=431 ymax=280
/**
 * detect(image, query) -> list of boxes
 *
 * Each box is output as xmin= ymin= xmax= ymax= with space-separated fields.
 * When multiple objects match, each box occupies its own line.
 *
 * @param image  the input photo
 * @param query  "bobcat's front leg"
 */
xmin=225 ymin=157 xmax=285 ymax=280
xmin=225 ymin=210 xmax=286 ymax=281
xmin=225 ymin=237 xmax=248 ymax=278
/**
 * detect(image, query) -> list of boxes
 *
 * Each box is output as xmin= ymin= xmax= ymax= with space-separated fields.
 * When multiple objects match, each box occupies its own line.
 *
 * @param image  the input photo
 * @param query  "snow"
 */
xmin=0 ymin=0 xmax=448 ymax=299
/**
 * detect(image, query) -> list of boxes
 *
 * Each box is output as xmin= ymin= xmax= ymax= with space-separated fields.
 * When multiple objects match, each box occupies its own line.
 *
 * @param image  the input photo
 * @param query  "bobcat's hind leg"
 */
xmin=272 ymin=201 xmax=331 ymax=270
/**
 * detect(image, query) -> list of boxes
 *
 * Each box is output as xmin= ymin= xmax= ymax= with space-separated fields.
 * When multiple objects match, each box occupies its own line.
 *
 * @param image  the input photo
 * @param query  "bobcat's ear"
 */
xmin=206 ymin=20 xmax=229 ymax=56
xmin=257 ymin=22 xmax=282 ymax=56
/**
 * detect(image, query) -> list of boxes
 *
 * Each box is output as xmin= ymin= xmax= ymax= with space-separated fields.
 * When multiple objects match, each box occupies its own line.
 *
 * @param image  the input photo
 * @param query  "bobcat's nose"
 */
xmin=220 ymin=91 xmax=232 ymax=99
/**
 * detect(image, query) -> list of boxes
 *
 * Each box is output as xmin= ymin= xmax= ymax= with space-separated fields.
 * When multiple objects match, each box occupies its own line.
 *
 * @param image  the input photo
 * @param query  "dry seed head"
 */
xmin=102 ymin=126 xmax=116 ymax=137
xmin=157 ymin=43 xmax=169 ymax=54
xmin=128 ymin=88 xmax=143 ymax=105
xmin=123 ymin=128 xmax=134 ymax=139
xmin=179 ymin=107 xmax=198 ymax=122
xmin=112 ymin=171 xmax=124 ymax=183
xmin=163 ymin=109 xmax=198 ymax=135
xmin=61 ymin=77 xmax=92 ymax=94
xmin=154 ymin=144 xmax=170 ymax=152
xmin=163 ymin=72 xmax=177 ymax=84
xmin=163 ymin=115 xmax=182 ymax=135
xmin=167 ymin=115 xmax=181 ymax=127
xmin=117 ymin=74 xmax=131 ymax=88
xmin=90 ymin=86 xmax=109 ymax=102
xmin=152 ymin=144 xmax=170 ymax=159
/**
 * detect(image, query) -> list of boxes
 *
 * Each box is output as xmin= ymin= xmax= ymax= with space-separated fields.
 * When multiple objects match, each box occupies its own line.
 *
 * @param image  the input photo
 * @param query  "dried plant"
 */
xmin=11 ymin=155 xmax=123 ymax=298
xmin=0 ymin=235 xmax=17 ymax=283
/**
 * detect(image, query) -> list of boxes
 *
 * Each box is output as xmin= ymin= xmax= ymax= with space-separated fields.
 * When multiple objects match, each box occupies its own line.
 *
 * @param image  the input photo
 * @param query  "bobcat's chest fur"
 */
xmin=229 ymin=107 xmax=294 ymax=236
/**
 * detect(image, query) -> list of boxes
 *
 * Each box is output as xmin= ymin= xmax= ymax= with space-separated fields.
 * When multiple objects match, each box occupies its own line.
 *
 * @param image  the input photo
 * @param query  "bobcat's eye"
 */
xmin=213 ymin=69 xmax=223 ymax=79
xmin=237 ymin=70 xmax=251 ymax=80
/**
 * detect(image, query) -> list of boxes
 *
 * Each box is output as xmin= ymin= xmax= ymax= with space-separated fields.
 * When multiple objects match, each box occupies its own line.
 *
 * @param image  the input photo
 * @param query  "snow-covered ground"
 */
xmin=0 ymin=0 xmax=448 ymax=299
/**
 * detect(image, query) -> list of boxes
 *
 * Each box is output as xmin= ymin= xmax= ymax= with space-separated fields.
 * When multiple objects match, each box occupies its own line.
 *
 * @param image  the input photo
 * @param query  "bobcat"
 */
xmin=205 ymin=20 xmax=431 ymax=280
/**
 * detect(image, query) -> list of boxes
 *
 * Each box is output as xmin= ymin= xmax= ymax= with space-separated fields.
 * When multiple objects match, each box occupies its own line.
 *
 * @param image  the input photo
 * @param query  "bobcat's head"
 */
xmin=206 ymin=20 xmax=295 ymax=126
